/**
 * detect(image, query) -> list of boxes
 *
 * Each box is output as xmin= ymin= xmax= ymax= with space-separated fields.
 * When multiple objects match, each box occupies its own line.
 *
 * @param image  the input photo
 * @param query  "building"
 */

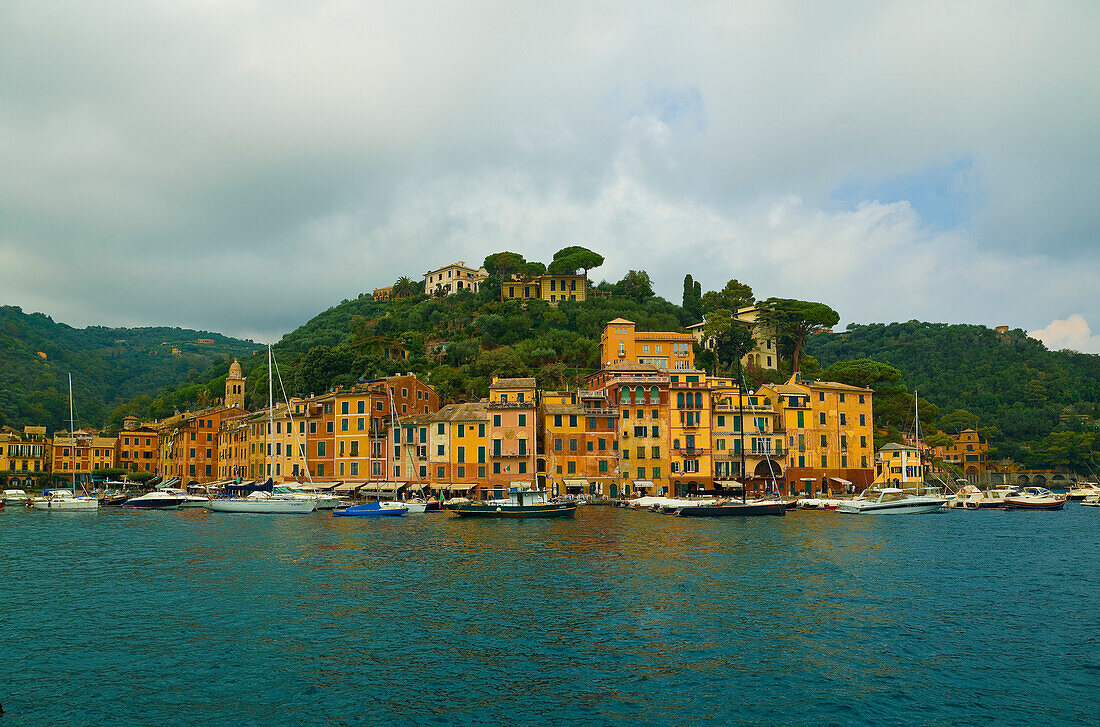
xmin=429 ymin=402 xmax=488 ymax=497
xmin=876 ymin=443 xmax=924 ymax=487
xmin=157 ymin=407 xmax=236 ymax=483
xmin=373 ymin=285 xmax=394 ymax=301
xmin=587 ymin=363 xmax=667 ymax=498
xmin=52 ymin=430 xmax=117 ymax=485
xmin=501 ymin=272 xmax=587 ymax=306
xmin=667 ymin=370 xmax=715 ymax=495
xmin=486 ymin=377 xmax=538 ymax=494
xmin=935 ymin=429 xmax=990 ymax=480
xmin=0 ymin=425 xmax=50 ymax=488
xmin=224 ymin=359 xmax=246 ymax=409
xmin=424 ymin=261 xmax=488 ymax=297
xmin=687 ymin=306 xmax=779 ymax=371
xmin=760 ymin=376 xmax=875 ymax=496
xmin=116 ymin=416 xmax=160 ymax=473
xmin=333 ymin=374 xmax=440 ymax=481
xmin=600 ymin=319 xmax=695 ymax=371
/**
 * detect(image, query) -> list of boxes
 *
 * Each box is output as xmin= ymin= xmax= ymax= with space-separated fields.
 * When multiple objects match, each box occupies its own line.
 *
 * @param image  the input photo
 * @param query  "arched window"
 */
xmin=695 ymin=392 xmax=703 ymax=409
xmin=635 ymin=386 xmax=644 ymax=404
xmin=677 ymin=392 xmax=685 ymax=408
xmin=621 ymin=387 xmax=630 ymax=405
xmin=650 ymin=386 xmax=659 ymax=404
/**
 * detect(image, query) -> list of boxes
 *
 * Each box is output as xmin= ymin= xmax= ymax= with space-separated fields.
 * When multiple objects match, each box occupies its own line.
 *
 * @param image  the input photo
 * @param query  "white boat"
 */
xmin=3 ymin=489 xmax=30 ymax=507
xmin=837 ymin=488 xmax=946 ymax=514
xmin=205 ymin=491 xmax=316 ymax=514
xmin=1081 ymin=493 xmax=1100 ymax=507
xmin=946 ymin=484 xmax=1020 ymax=509
xmin=1003 ymin=487 xmax=1066 ymax=511
xmin=1065 ymin=482 xmax=1100 ymax=501
xmin=796 ymin=497 xmax=842 ymax=510
xmin=273 ymin=485 xmax=339 ymax=510
xmin=31 ymin=489 xmax=101 ymax=511
xmin=161 ymin=487 xmax=210 ymax=508
xmin=32 ymin=375 xmax=99 ymax=512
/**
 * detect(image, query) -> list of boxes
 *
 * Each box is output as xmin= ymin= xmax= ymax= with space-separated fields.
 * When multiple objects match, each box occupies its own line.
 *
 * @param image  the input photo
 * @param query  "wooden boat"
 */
xmin=1003 ymin=487 xmax=1066 ymax=511
xmin=447 ymin=487 xmax=577 ymax=519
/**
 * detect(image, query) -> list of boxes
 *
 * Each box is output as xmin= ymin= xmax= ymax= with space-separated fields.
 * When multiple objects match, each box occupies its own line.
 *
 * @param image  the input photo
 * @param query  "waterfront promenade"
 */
xmin=1 ymin=505 xmax=1097 ymax=726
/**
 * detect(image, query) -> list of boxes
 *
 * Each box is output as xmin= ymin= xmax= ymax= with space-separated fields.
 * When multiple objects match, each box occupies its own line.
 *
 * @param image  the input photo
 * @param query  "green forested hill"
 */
xmin=806 ymin=322 xmax=1100 ymax=466
xmin=0 ymin=305 xmax=256 ymax=432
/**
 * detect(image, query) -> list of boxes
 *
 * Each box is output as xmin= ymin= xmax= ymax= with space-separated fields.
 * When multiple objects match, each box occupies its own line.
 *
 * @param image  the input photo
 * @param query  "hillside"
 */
xmin=806 ymin=322 xmax=1100 ymax=466
xmin=0 ymin=305 xmax=256 ymax=432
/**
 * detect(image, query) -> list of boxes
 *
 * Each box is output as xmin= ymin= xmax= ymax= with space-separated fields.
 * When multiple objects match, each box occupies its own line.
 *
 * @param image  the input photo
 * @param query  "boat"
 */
xmin=122 ymin=490 xmax=187 ymax=510
xmin=32 ymin=374 xmax=99 ymax=512
xmin=796 ymin=497 xmax=842 ymax=510
xmin=675 ymin=498 xmax=786 ymax=517
xmin=201 ymin=346 xmax=316 ymax=515
xmin=1065 ymin=481 xmax=1100 ymax=501
xmin=160 ymin=487 xmax=210 ymax=508
xmin=1081 ymin=494 xmax=1100 ymax=507
xmin=447 ymin=487 xmax=577 ymax=518
xmin=836 ymin=488 xmax=946 ymax=514
xmin=333 ymin=501 xmax=409 ymax=517
xmin=946 ymin=484 xmax=1020 ymax=510
xmin=2 ymin=489 xmax=30 ymax=507
xmin=1003 ymin=487 xmax=1066 ymax=511
xmin=273 ymin=485 xmax=339 ymax=510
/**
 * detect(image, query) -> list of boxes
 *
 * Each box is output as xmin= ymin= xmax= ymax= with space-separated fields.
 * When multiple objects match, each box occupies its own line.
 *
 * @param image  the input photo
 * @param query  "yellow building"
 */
xmin=373 ymin=285 xmax=394 ymax=301
xmin=0 ymin=425 xmax=50 ymax=488
xmin=600 ymin=319 xmax=695 ymax=371
xmin=116 ymin=417 xmax=160 ymax=473
xmin=687 ymin=305 xmax=779 ymax=371
xmin=707 ymin=382 xmax=784 ymax=494
xmin=429 ymin=402 xmax=488 ymax=497
xmin=760 ymin=376 xmax=875 ymax=496
xmin=667 ymin=370 xmax=714 ymax=496
xmin=876 ymin=443 xmax=923 ymax=486
xmin=425 ymin=261 xmax=489 ymax=296
xmin=501 ymin=273 xmax=587 ymax=306
xmin=587 ymin=363 xmax=669 ymax=498
xmin=935 ymin=429 xmax=990 ymax=479
xmin=541 ymin=392 xmax=586 ymax=496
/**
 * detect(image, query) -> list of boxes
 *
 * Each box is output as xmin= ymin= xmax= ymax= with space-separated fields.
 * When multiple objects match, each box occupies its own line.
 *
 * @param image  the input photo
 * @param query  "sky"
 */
xmin=1 ymin=1 xmax=1097 ymax=350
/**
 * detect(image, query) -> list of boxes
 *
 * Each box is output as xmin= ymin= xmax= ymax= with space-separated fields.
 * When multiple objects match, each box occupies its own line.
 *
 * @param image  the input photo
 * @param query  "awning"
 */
xmin=433 ymin=483 xmax=477 ymax=492
xmin=563 ymin=478 xmax=589 ymax=491
xmin=800 ymin=477 xmax=815 ymax=482
xmin=333 ymin=482 xmax=363 ymax=493
xmin=829 ymin=477 xmax=853 ymax=486
xmin=359 ymin=481 xmax=407 ymax=496
xmin=510 ymin=480 xmax=534 ymax=488
xmin=307 ymin=481 xmax=341 ymax=492
xmin=632 ymin=480 xmax=655 ymax=489
xmin=714 ymin=480 xmax=745 ymax=489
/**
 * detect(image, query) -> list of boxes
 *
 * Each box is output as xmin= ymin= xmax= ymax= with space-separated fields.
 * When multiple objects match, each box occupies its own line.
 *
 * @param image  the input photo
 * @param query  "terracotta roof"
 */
xmin=543 ymin=403 xmax=583 ymax=415
xmin=606 ymin=318 xmax=635 ymax=325
xmin=431 ymin=402 xmax=488 ymax=422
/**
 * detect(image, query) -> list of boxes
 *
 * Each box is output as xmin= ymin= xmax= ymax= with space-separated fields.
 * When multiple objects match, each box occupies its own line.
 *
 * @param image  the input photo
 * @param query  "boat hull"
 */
xmin=30 ymin=497 xmax=100 ymax=511
xmin=204 ymin=499 xmax=316 ymax=514
xmin=447 ymin=503 xmax=578 ymax=518
xmin=1003 ymin=499 xmax=1066 ymax=511
xmin=333 ymin=506 xmax=408 ymax=517
xmin=837 ymin=501 xmax=945 ymax=514
xmin=675 ymin=502 xmax=786 ymax=517
xmin=123 ymin=498 xmax=184 ymax=510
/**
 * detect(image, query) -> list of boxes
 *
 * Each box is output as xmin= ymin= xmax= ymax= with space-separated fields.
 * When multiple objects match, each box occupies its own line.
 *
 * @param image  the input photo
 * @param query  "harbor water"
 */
xmin=1 ymin=505 xmax=1098 ymax=726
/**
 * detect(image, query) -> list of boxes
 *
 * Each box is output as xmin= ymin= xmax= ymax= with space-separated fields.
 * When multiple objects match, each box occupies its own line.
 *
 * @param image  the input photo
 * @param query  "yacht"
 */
xmin=2 ymin=489 xmax=30 ymax=507
xmin=122 ymin=490 xmax=187 ymax=510
xmin=161 ymin=487 xmax=210 ymax=508
xmin=946 ymin=484 xmax=1020 ymax=509
xmin=1003 ymin=487 xmax=1066 ymax=511
xmin=31 ymin=489 xmax=100 ymax=512
xmin=206 ymin=491 xmax=316 ymax=514
xmin=272 ymin=485 xmax=339 ymax=510
xmin=1065 ymin=482 xmax=1100 ymax=501
xmin=837 ymin=488 xmax=946 ymax=514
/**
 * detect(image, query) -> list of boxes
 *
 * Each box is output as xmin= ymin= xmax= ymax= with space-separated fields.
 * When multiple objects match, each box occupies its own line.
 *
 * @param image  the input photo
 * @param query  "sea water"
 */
xmin=1 ymin=505 xmax=1097 ymax=726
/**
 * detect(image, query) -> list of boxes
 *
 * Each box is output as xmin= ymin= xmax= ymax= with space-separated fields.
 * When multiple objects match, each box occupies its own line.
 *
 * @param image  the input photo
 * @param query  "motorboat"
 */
xmin=1081 ymin=494 xmax=1100 ymax=507
xmin=122 ymin=490 xmax=187 ymax=510
xmin=273 ymin=485 xmax=339 ymax=510
xmin=836 ymin=488 xmax=946 ymax=514
xmin=946 ymin=484 xmax=1020 ymax=510
xmin=1065 ymin=482 xmax=1100 ymax=501
xmin=333 ymin=501 xmax=409 ymax=517
xmin=205 ymin=491 xmax=317 ymax=514
xmin=160 ymin=487 xmax=209 ymax=508
xmin=30 ymin=489 xmax=100 ymax=511
xmin=447 ymin=488 xmax=577 ymax=518
xmin=796 ymin=497 xmax=842 ymax=510
xmin=3 ymin=489 xmax=30 ymax=507
xmin=1003 ymin=487 xmax=1066 ymax=511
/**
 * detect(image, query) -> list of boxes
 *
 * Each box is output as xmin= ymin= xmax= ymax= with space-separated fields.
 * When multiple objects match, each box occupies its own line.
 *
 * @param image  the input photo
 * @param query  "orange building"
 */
xmin=116 ymin=416 xmax=160 ymax=473
xmin=52 ymin=430 xmax=117 ymax=486
xmin=486 ymin=377 xmax=538 ymax=494
xmin=600 ymin=319 xmax=695 ymax=371
xmin=935 ymin=429 xmax=990 ymax=479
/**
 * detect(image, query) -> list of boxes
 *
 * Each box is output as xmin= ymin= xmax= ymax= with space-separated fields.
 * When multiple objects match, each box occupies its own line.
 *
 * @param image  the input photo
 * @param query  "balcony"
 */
xmin=491 ymin=449 xmax=530 ymax=457
xmin=488 ymin=400 xmax=536 ymax=409
xmin=583 ymin=407 xmax=619 ymax=416
xmin=713 ymin=403 xmax=774 ymax=413
xmin=674 ymin=447 xmax=709 ymax=457
xmin=669 ymin=381 xmax=705 ymax=389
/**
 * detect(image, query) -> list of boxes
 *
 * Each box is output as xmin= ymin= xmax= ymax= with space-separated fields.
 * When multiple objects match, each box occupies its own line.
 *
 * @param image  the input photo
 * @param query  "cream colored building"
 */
xmin=688 ymin=305 xmax=779 ymax=371
xmin=424 ymin=261 xmax=488 ymax=296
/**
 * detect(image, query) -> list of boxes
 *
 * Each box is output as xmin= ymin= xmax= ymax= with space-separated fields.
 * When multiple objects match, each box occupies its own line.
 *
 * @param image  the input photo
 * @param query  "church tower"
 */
xmin=225 ymin=359 xmax=245 ymax=409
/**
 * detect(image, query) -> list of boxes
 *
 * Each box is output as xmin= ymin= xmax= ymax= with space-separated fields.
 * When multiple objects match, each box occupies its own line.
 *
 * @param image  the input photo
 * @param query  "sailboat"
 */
xmin=205 ymin=346 xmax=316 ymax=515
xmin=838 ymin=390 xmax=946 ymax=514
xmin=31 ymin=374 xmax=99 ymax=511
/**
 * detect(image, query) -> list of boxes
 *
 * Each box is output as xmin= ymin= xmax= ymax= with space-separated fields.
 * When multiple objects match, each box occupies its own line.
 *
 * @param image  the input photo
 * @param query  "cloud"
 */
xmin=0 ymin=1 xmax=1097 ymax=341
xmin=1029 ymin=315 xmax=1100 ymax=354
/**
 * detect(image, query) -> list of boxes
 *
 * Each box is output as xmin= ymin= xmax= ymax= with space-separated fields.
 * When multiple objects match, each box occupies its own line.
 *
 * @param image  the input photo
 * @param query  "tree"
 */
xmin=392 ymin=276 xmax=420 ymax=298
xmin=547 ymin=246 xmax=604 ymax=276
xmin=757 ymin=298 xmax=839 ymax=375
xmin=482 ymin=252 xmax=528 ymax=280
xmin=705 ymin=309 xmax=756 ymax=378
xmin=939 ymin=409 xmax=981 ymax=433
xmin=128 ymin=470 xmax=158 ymax=484
xmin=924 ymin=432 xmax=956 ymax=448
xmin=821 ymin=359 xmax=903 ymax=389
xmin=701 ymin=279 xmax=754 ymax=315
xmin=682 ymin=274 xmax=703 ymax=321
xmin=615 ymin=270 xmax=654 ymax=302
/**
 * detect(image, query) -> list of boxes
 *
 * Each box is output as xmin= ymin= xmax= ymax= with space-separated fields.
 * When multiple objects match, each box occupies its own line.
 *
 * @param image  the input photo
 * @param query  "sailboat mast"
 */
xmin=914 ymin=389 xmax=921 ymax=493
xmin=268 ymin=344 xmax=274 ymax=481
xmin=69 ymin=373 xmax=76 ymax=492
xmin=736 ymin=358 xmax=746 ymax=504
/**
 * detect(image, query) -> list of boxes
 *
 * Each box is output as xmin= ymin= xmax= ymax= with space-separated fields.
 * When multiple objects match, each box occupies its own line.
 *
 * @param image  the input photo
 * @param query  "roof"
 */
xmin=806 ymin=379 xmax=872 ymax=393
xmin=431 ymin=402 xmax=488 ymax=422
xmin=491 ymin=377 xmax=536 ymax=388
xmin=543 ymin=403 xmax=583 ymax=415
xmin=603 ymin=362 xmax=664 ymax=373
xmin=606 ymin=318 xmax=635 ymax=325
xmin=879 ymin=443 xmax=917 ymax=452
xmin=634 ymin=331 xmax=693 ymax=340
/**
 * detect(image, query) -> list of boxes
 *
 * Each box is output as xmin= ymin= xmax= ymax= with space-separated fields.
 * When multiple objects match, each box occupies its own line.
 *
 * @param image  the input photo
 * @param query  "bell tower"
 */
xmin=225 ymin=359 xmax=245 ymax=408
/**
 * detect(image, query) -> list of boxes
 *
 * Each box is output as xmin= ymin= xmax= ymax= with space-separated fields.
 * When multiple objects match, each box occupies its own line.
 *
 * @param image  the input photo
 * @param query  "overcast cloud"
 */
xmin=1 ymin=1 xmax=1097 ymax=349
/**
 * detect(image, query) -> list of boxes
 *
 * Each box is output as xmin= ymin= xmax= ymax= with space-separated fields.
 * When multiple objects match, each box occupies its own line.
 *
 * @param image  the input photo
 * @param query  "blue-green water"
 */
xmin=1 ymin=505 xmax=1098 ymax=726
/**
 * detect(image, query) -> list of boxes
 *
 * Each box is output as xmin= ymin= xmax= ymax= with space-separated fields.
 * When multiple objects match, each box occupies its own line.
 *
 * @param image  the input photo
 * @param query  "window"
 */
xmin=457 ymin=447 xmax=465 ymax=464
xmin=569 ymin=414 xmax=577 ymax=428
xmin=651 ymin=446 xmax=660 ymax=459
xmin=860 ymin=414 xmax=866 ymax=426
xmin=518 ymin=462 xmax=526 ymax=474
xmin=820 ymin=435 xmax=828 ymax=447
xmin=819 ymin=412 xmax=826 ymax=425
xmin=599 ymin=460 xmax=608 ymax=473
xmin=457 ymin=425 xmax=465 ymax=439
xmin=554 ymin=438 xmax=563 ymax=451
xmin=797 ymin=411 xmax=804 ymax=428
xmin=341 ymin=401 xmax=349 ymax=415
xmin=493 ymin=414 xmax=501 ymax=427
xmin=438 ymin=423 xmax=445 ymax=435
